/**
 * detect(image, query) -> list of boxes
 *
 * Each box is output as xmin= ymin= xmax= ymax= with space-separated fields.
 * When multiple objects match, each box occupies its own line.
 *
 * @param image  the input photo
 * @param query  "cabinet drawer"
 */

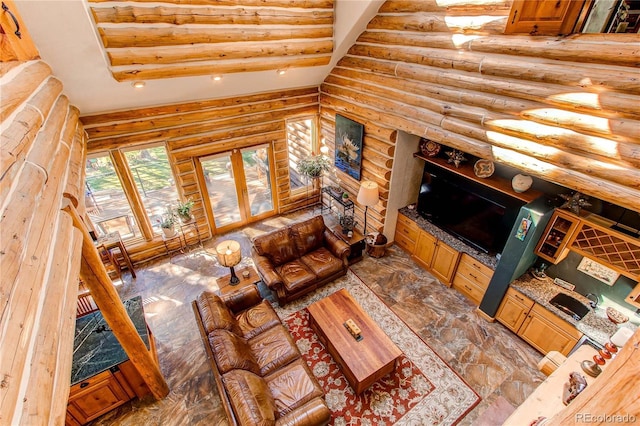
xmin=452 ymin=274 xmax=485 ymax=305
xmin=395 ymin=219 xmax=419 ymax=242
xmin=456 ymin=254 xmax=492 ymax=289
xmin=395 ymin=232 xmax=416 ymax=252
xmin=69 ymin=370 xmax=113 ymax=395
xmin=505 ymin=287 xmax=535 ymax=310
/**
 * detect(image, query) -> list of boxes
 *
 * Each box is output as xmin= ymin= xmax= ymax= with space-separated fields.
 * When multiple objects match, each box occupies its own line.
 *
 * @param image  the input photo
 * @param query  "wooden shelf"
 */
xmin=413 ymin=153 xmax=542 ymax=203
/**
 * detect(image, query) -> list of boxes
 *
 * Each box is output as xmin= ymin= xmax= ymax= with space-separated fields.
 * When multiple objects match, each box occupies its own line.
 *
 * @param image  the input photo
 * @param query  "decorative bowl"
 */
xmin=474 ymin=160 xmax=495 ymax=178
xmin=419 ymin=138 xmax=441 ymax=157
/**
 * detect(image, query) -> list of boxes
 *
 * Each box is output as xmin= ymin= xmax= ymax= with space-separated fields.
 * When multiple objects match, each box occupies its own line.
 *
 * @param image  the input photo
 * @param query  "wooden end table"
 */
xmin=217 ymin=266 xmax=260 ymax=295
xmin=307 ymin=288 xmax=402 ymax=394
xmin=331 ymin=226 xmax=366 ymax=264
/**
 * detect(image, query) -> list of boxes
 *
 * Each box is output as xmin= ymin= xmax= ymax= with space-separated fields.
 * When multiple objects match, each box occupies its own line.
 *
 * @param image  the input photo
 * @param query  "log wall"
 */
xmin=81 ymin=87 xmax=320 ymax=262
xmin=320 ymin=0 xmax=640 ymax=235
xmin=0 ymin=59 xmax=86 ymax=424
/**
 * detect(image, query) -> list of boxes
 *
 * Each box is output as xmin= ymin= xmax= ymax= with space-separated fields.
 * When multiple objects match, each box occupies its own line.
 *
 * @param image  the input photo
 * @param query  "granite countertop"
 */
xmin=399 ymin=207 xmax=499 ymax=269
xmin=510 ymin=273 xmax=637 ymax=346
xmin=71 ymin=296 xmax=149 ymax=385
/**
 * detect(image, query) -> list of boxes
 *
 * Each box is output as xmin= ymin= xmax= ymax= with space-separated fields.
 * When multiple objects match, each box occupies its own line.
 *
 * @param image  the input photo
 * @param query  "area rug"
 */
xmin=276 ymin=271 xmax=481 ymax=425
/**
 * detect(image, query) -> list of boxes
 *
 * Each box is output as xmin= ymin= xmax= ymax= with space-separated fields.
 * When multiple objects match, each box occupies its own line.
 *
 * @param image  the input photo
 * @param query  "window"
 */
xmin=286 ymin=116 xmax=317 ymax=193
xmin=85 ymin=153 xmax=140 ymax=240
xmin=124 ymin=144 xmax=180 ymax=233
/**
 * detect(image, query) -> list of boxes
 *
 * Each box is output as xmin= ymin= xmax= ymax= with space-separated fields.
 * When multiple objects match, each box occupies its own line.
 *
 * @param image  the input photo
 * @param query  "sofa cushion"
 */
xmin=196 ymin=291 xmax=241 ymax=335
xmin=275 ymin=260 xmax=317 ymax=294
xmin=300 ymin=247 xmax=344 ymax=279
xmin=249 ymin=325 xmax=301 ymax=376
xmin=290 ymin=215 xmax=325 ymax=256
xmin=252 ymin=228 xmax=298 ymax=266
xmin=236 ymin=300 xmax=281 ymax=340
xmin=223 ymin=369 xmax=276 ymax=425
xmin=265 ymin=359 xmax=325 ymax=418
xmin=209 ymin=329 xmax=261 ymax=375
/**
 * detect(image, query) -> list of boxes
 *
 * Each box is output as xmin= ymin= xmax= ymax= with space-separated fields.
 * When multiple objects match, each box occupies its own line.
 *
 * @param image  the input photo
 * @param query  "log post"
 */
xmin=61 ymin=199 xmax=169 ymax=400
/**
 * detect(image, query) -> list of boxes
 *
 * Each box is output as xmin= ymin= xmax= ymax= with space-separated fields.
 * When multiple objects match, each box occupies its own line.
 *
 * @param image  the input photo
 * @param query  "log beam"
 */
xmin=62 ymin=199 xmax=169 ymax=400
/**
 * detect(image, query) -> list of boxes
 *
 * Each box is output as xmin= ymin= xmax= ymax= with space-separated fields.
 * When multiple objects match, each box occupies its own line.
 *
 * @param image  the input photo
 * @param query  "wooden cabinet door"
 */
xmin=395 ymin=214 xmax=419 ymax=253
xmin=505 ymin=0 xmax=585 ymax=35
xmin=519 ymin=304 xmax=582 ymax=356
xmin=431 ymin=241 xmax=459 ymax=285
xmin=67 ymin=370 xmax=131 ymax=424
xmin=496 ymin=294 xmax=532 ymax=333
xmin=413 ymin=230 xmax=437 ymax=269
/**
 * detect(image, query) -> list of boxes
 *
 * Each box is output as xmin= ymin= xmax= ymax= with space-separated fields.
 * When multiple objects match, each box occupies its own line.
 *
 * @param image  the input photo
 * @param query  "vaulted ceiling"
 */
xmin=15 ymin=0 xmax=383 ymax=115
xmin=89 ymin=0 xmax=335 ymax=82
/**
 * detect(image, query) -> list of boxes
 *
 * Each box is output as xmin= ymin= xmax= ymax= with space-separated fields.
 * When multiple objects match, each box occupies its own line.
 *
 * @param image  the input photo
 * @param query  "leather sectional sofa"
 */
xmin=251 ymin=215 xmax=350 ymax=305
xmin=193 ymin=285 xmax=331 ymax=425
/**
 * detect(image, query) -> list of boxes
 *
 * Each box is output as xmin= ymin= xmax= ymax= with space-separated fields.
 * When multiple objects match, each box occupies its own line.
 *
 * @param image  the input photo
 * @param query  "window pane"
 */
xmin=287 ymin=117 xmax=315 ymax=191
xmin=124 ymin=146 xmax=180 ymax=233
xmin=85 ymin=154 xmax=140 ymax=240
xmin=202 ymin=153 xmax=241 ymax=228
xmin=242 ymin=146 xmax=274 ymax=216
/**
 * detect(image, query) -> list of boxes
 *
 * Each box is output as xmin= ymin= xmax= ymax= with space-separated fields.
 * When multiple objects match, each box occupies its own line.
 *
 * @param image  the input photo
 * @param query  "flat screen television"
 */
xmin=417 ymin=163 xmax=525 ymax=255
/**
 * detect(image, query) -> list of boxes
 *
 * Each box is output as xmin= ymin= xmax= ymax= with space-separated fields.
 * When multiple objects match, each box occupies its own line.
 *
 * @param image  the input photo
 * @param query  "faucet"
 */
xmin=585 ymin=293 xmax=599 ymax=309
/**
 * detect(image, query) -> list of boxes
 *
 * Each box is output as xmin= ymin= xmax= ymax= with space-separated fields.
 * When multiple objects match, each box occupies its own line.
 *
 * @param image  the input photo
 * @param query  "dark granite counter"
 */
xmin=71 ymin=296 xmax=149 ymax=385
xmin=510 ymin=273 xmax=637 ymax=346
xmin=398 ymin=207 xmax=499 ymax=270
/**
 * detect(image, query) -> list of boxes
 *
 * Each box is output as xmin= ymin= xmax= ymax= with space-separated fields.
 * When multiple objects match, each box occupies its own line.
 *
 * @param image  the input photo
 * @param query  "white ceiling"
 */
xmin=15 ymin=0 xmax=384 ymax=116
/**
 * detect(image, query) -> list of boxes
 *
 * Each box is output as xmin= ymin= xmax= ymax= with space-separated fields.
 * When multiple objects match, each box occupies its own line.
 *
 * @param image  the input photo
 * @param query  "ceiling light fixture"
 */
xmin=131 ymin=81 xmax=146 ymax=89
xmin=276 ymin=69 xmax=287 ymax=76
xmin=212 ymin=75 xmax=222 ymax=81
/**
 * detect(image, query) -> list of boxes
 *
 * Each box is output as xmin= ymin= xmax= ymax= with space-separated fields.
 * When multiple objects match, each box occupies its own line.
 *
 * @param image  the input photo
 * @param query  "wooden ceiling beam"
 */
xmin=89 ymin=0 xmax=334 ymax=8
xmin=111 ymin=55 xmax=331 ymax=81
xmin=108 ymin=39 xmax=333 ymax=66
xmin=91 ymin=5 xmax=333 ymax=26
xmin=99 ymin=26 xmax=333 ymax=48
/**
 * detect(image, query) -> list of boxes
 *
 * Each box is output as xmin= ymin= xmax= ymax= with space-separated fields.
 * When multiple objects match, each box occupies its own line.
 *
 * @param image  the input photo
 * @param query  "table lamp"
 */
xmin=357 ymin=181 xmax=379 ymax=236
xmin=215 ymin=240 xmax=242 ymax=285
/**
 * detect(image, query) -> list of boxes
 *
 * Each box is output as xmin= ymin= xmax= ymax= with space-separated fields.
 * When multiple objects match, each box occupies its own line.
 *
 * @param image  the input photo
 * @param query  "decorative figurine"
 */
xmin=559 ymin=192 xmax=592 ymax=215
xmin=446 ymin=149 xmax=467 ymax=168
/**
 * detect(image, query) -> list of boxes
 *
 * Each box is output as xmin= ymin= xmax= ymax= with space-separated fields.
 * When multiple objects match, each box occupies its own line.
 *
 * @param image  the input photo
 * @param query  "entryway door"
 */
xmin=199 ymin=144 xmax=276 ymax=233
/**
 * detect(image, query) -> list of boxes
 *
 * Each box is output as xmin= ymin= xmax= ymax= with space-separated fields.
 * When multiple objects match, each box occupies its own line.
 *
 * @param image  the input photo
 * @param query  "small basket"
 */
xmin=366 ymin=242 xmax=386 ymax=258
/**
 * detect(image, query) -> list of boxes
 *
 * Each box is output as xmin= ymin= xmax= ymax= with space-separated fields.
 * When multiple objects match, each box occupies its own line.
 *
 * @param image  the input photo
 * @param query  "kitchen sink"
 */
xmin=549 ymin=293 xmax=590 ymax=321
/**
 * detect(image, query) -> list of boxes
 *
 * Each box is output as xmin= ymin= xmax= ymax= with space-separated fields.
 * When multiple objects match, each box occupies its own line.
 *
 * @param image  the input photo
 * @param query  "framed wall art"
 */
xmin=334 ymin=114 xmax=364 ymax=181
xmin=577 ymin=257 xmax=619 ymax=286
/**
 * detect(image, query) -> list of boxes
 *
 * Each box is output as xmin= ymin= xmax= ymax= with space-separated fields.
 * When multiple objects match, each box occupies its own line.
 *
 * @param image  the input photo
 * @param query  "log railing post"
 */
xmin=61 ymin=199 xmax=169 ymax=399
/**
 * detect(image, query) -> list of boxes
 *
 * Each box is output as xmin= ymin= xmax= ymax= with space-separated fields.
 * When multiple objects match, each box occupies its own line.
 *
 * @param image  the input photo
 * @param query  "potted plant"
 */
xmin=175 ymin=199 xmax=195 ymax=223
xmin=159 ymin=209 xmax=177 ymax=238
xmin=297 ymin=155 xmax=331 ymax=180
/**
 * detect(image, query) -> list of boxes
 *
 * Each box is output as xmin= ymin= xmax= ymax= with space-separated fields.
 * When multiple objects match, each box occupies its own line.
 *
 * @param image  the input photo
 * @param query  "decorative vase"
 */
xmin=512 ymin=174 xmax=533 ymax=193
xmin=162 ymin=227 xmax=176 ymax=238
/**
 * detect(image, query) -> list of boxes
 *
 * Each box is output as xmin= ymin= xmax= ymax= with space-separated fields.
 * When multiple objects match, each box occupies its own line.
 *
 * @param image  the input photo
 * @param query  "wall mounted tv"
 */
xmin=417 ymin=163 xmax=526 ymax=255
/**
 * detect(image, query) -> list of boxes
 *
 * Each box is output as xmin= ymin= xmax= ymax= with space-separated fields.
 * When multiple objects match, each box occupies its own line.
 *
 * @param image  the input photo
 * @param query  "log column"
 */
xmin=61 ymin=199 xmax=169 ymax=400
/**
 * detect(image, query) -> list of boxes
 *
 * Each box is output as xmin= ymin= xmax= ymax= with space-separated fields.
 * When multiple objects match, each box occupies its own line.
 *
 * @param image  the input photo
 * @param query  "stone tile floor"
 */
xmin=92 ymin=209 xmax=546 ymax=425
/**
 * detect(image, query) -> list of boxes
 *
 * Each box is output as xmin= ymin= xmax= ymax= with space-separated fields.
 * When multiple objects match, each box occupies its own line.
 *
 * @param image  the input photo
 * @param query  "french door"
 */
xmin=199 ymin=144 xmax=275 ymax=233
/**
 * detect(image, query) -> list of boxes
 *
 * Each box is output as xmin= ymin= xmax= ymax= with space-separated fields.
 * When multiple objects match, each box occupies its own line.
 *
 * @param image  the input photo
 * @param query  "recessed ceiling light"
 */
xmin=276 ymin=69 xmax=287 ymax=75
xmin=131 ymin=81 xmax=146 ymax=89
xmin=212 ymin=75 xmax=222 ymax=81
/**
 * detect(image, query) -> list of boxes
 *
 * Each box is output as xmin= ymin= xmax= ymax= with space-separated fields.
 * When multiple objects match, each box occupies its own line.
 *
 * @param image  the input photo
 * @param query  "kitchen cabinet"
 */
xmin=66 ymin=369 xmax=131 ymax=425
xmin=452 ymin=254 xmax=494 ymax=305
xmin=626 ymin=283 xmax=640 ymax=309
xmin=394 ymin=213 xmax=419 ymax=253
xmin=413 ymin=229 xmax=459 ymax=285
xmin=496 ymin=288 xmax=582 ymax=356
xmin=534 ymin=209 xmax=579 ymax=264
xmin=496 ymin=287 xmax=535 ymax=332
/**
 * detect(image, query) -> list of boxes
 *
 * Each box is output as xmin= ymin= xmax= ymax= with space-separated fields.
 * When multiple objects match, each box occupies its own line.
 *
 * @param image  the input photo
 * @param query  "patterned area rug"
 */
xmin=275 ymin=271 xmax=481 ymax=425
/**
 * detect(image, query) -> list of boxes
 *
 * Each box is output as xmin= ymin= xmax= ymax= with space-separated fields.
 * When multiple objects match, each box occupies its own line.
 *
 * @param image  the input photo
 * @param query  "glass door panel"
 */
xmin=241 ymin=145 xmax=274 ymax=219
xmin=201 ymin=153 xmax=241 ymax=228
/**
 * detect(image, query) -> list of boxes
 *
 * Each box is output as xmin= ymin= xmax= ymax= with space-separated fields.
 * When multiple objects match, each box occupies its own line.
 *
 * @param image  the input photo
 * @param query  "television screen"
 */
xmin=417 ymin=165 xmax=523 ymax=254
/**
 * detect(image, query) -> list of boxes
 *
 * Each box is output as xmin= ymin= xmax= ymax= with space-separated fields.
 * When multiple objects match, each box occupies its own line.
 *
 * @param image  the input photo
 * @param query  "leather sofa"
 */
xmin=251 ymin=215 xmax=350 ymax=305
xmin=193 ymin=285 xmax=331 ymax=426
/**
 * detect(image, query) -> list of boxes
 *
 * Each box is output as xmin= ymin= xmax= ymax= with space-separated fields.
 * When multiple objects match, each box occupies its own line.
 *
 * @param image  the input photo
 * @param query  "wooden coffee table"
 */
xmin=307 ymin=288 xmax=402 ymax=394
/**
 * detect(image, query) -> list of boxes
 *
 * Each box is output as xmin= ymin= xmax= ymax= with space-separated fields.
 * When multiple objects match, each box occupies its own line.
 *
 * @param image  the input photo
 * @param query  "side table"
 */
xmin=217 ymin=266 xmax=260 ymax=295
xmin=331 ymin=226 xmax=366 ymax=265
xmin=179 ymin=219 xmax=203 ymax=249
xmin=162 ymin=232 xmax=186 ymax=260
